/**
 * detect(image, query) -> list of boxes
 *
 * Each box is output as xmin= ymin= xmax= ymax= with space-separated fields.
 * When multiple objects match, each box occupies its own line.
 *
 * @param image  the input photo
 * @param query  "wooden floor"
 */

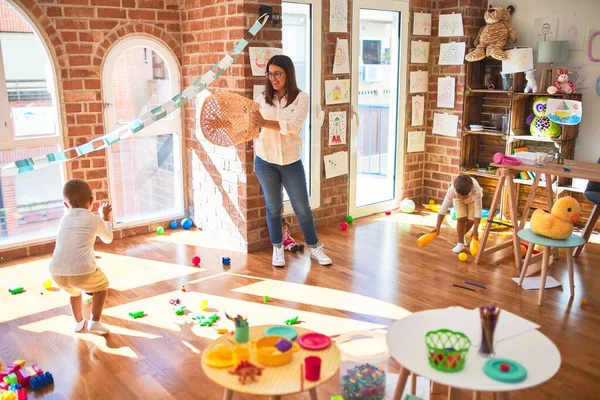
xmin=1 ymin=211 xmax=599 ymax=400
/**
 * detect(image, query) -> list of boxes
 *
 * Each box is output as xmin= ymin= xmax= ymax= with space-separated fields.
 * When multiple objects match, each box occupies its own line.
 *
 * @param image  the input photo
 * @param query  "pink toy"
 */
xmin=340 ymin=222 xmax=349 ymax=231
xmin=304 ymin=356 xmax=322 ymax=382
xmin=547 ymin=68 xmax=576 ymax=94
xmin=282 ymin=220 xmax=304 ymax=253
xmin=191 ymin=256 xmax=201 ymax=266
xmin=493 ymin=152 xmax=521 ymax=166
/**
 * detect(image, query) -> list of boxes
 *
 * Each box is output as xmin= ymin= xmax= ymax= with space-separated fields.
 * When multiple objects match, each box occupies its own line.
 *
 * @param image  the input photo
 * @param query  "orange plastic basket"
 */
xmin=200 ymin=93 xmax=261 ymax=146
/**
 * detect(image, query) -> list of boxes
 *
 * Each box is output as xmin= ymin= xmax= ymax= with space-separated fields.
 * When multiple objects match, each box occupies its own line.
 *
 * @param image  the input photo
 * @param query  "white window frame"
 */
xmin=282 ymin=0 xmax=323 ymax=214
xmin=102 ymin=36 xmax=184 ymax=228
xmin=0 ymin=2 xmax=66 ymax=250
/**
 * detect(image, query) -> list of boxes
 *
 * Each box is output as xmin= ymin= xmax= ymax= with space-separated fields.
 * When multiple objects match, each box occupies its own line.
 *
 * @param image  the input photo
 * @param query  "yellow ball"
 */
xmin=429 ymin=199 xmax=436 ymax=205
xmin=43 ymin=279 xmax=53 ymax=290
xmin=458 ymin=252 xmax=468 ymax=262
xmin=200 ymin=299 xmax=209 ymax=311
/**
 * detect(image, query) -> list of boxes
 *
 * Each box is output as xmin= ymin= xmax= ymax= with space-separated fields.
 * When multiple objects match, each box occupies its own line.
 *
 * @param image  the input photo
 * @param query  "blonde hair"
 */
xmin=63 ymin=179 xmax=92 ymax=208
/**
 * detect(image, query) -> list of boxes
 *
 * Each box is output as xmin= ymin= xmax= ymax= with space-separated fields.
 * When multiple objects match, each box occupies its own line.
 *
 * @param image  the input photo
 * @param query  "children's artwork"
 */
xmin=324 ymin=79 xmax=350 ymax=105
xmin=324 ymin=151 xmax=348 ymax=179
xmin=501 ymin=48 xmax=534 ymax=74
xmin=328 ymin=111 xmax=347 ymax=145
xmin=439 ymin=42 xmax=466 ymax=65
xmin=410 ymin=41 xmax=429 ymax=64
xmin=332 ymin=38 xmax=350 ymax=74
xmin=253 ymin=85 xmax=264 ymax=101
xmin=330 ymin=0 xmax=347 ymax=33
xmin=439 ymin=13 xmax=464 ymax=37
xmin=432 ymin=113 xmax=459 ymax=137
xmin=249 ymin=47 xmax=282 ymax=76
xmin=407 ymin=131 xmax=425 ymax=153
xmin=409 ymin=70 xmax=428 ymax=93
xmin=558 ymin=15 xmax=587 ymax=50
xmin=411 ymin=95 xmax=424 ymax=126
xmin=437 ymin=77 xmax=455 ymax=109
xmin=413 ymin=12 xmax=432 ymax=36
xmin=588 ymin=29 xmax=600 ymax=63
xmin=546 ymin=99 xmax=582 ymax=125
xmin=534 ymin=17 xmax=557 ymax=49
xmin=568 ymin=65 xmax=590 ymax=89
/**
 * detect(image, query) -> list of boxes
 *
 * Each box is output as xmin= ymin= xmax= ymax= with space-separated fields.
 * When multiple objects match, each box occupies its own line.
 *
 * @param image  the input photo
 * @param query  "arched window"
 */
xmin=102 ymin=37 xmax=184 ymax=226
xmin=0 ymin=0 xmax=64 ymax=247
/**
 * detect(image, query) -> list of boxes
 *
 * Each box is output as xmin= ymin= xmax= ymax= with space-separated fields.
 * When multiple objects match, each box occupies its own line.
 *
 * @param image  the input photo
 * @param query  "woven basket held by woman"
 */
xmin=200 ymin=93 xmax=261 ymax=146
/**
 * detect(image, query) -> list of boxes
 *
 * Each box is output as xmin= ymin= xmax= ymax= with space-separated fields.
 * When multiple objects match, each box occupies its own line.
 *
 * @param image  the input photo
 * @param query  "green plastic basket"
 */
xmin=425 ymin=329 xmax=471 ymax=373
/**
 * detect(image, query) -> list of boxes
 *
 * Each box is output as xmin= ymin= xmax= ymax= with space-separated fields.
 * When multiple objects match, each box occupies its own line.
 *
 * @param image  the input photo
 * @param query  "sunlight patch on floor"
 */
xmin=228 ymin=273 xmax=412 ymax=321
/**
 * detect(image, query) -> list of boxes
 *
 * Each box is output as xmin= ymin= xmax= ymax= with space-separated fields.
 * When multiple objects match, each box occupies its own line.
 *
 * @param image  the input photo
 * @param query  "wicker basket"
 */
xmin=200 ymin=93 xmax=261 ymax=146
xmin=425 ymin=329 xmax=471 ymax=373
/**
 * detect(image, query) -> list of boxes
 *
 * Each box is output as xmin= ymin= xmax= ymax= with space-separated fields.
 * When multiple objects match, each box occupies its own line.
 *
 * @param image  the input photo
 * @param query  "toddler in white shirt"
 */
xmin=50 ymin=179 xmax=113 ymax=335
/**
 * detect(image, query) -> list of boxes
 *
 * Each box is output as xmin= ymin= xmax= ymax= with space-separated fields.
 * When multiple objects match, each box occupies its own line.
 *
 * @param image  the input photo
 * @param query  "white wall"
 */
xmin=494 ymin=0 xmax=600 ymax=163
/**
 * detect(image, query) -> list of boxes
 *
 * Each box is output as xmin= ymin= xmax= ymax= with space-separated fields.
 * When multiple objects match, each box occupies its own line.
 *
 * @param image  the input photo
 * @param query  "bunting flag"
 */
xmin=0 ymin=14 xmax=270 ymax=177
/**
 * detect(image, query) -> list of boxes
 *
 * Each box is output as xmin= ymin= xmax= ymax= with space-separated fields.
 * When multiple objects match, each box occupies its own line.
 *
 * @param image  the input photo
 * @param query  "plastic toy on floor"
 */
xmin=531 ymin=196 xmax=581 ymax=239
xmin=282 ymin=220 xmax=304 ymax=253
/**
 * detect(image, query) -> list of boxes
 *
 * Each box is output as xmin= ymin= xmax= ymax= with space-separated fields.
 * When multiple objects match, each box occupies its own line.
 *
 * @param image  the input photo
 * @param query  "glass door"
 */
xmin=349 ymin=0 xmax=408 ymax=218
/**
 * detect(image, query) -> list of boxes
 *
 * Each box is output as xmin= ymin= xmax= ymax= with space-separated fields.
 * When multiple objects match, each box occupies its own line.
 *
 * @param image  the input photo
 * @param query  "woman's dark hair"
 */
xmin=264 ymin=55 xmax=301 ymax=108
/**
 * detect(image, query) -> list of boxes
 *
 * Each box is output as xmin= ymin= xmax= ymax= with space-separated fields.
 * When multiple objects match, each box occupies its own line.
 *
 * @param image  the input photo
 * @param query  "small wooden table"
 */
xmin=475 ymin=158 xmax=600 ymax=269
xmin=201 ymin=325 xmax=341 ymax=400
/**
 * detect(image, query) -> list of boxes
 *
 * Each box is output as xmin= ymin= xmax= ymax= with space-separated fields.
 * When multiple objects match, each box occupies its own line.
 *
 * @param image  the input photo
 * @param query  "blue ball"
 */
xmin=181 ymin=218 xmax=193 ymax=230
xmin=169 ymin=221 xmax=178 ymax=229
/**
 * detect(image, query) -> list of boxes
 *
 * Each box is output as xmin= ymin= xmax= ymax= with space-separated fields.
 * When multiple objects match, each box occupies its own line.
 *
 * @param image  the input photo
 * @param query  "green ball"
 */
xmin=346 ymin=215 xmax=354 ymax=223
xmin=156 ymin=226 xmax=165 ymax=235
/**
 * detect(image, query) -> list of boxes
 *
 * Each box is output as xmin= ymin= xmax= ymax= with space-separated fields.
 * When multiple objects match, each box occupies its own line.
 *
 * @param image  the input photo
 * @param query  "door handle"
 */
xmin=352 ymin=105 xmax=360 ymax=127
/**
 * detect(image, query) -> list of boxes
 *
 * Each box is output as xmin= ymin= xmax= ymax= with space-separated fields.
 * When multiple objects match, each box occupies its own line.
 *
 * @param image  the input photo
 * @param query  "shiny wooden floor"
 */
xmin=1 ymin=211 xmax=599 ymax=400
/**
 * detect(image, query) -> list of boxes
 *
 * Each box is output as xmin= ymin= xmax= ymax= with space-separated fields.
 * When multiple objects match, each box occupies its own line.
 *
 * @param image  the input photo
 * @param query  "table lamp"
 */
xmin=537 ymin=40 xmax=569 ymax=90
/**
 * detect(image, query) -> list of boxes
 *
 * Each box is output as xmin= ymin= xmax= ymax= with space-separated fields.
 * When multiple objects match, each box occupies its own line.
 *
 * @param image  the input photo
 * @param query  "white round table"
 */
xmin=386 ymin=308 xmax=561 ymax=399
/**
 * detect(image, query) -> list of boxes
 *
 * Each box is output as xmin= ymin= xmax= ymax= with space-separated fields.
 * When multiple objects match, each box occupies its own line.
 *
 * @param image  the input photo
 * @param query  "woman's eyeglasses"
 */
xmin=265 ymin=71 xmax=284 ymax=79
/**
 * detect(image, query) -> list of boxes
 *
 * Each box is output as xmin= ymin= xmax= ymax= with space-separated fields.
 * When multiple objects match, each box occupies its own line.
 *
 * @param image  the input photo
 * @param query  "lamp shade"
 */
xmin=537 ymin=41 xmax=569 ymax=63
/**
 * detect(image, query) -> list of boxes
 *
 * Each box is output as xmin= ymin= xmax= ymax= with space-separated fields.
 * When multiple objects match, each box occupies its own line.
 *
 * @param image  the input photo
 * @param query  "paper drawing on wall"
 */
xmin=407 ymin=131 xmax=426 ymax=153
xmin=413 ymin=12 xmax=432 ymax=36
xmin=324 ymin=151 xmax=348 ymax=179
xmin=439 ymin=42 xmax=466 ymax=65
xmin=588 ymin=29 xmax=600 ymax=63
xmin=558 ymin=15 xmax=587 ymax=50
xmin=332 ymin=38 xmax=350 ymax=74
xmin=330 ymin=0 xmax=348 ymax=33
xmin=568 ymin=65 xmax=590 ymax=89
xmin=409 ymin=70 xmax=428 ymax=93
xmin=325 ymin=79 xmax=350 ymax=105
xmin=437 ymin=77 xmax=455 ymax=109
xmin=439 ymin=13 xmax=464 ymax=37
xmin=546 ymin=99 xmax=582 ymax=125
xmin=432 ymin=113 xmax=459 ymax=137
xmin=534 ymin=17 xmax=557 ymax=49
xmin=328 ymin=111 xmax=347 ymax=145
xmin=253 ymin=85 xmax=265 ymax=101
xmin=411 ymin=41 xmax=430 ymax=64
xmin=501 ymin=48 xmax=533 ymax=74
xmin=249 ymin=47 xmax=282 ymax=76
xmin=411 ymin=95 xmax=424 ymax=126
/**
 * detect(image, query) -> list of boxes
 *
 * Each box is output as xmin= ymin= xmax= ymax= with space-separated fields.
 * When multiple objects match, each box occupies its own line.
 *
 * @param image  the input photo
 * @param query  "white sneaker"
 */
xmin=87 ymin=320 xmax=110 ymax=335
xmin=74 ymin=318 xmax=86 ymax=332
xmin=452 ymin=243 xmax=465 ymax=254
xmin=310 ymin=244 xmax=332 ymax=266
xmin=272 ymin=246 xmax=285 ymax=267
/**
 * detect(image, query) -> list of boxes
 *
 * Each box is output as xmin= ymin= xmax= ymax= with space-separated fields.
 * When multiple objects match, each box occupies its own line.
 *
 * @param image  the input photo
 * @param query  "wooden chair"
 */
xmin=518 ymin=229 xmax=585 ymax=305
xmin=574 ymin=156 xmax=600 ymax=257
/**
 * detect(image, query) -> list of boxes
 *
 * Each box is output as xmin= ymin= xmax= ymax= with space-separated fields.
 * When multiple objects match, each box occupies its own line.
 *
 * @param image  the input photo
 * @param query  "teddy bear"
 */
xmin=547 ymin=68 xmax=576 ymax=94
xmin=465 ymin=5 xmax=518 ymax=62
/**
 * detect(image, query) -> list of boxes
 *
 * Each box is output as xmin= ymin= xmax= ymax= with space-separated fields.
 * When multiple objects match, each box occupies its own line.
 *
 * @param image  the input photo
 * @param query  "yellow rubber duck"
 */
xmin=530 ymin=196 xmax=581 ymax=240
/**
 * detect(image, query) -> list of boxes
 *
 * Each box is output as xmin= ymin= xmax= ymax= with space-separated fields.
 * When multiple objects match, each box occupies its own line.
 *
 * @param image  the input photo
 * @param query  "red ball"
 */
xmin=192 ymin=256 xmax=201 ymax=266
xmin=385 ymin=211 xmax=391 ymax=215
xmin=500 ymin=363 xmax=510 ymax=372
xmin=340 ymin=222 xmax=349 ymax=230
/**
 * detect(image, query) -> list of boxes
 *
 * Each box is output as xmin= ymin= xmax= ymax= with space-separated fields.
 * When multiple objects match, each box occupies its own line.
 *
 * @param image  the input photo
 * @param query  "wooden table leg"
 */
xmin=448 ymin=387 xmax=460 ymax=400
xmin=270 ymin=397 xmax=282 ymax=400
xmin=409 ymin=372 xmax=417 ymax=395
xmin=476 ymin=174 xmax=506 ymax=265
xmin=544 ymin=174 xmax=560 ymax=261
xmin=223 ymin=389 xmax=234 ymax=400
xmin=494 ymin=392 xmax=510 ymax=400
xmin=308 ymin=389 xmax=318 ymax=400
xmin=506 ymin=174 xmax=522 ymax=270
xmin=472 ymin=392 xmax=481 ymax=400
xmin=518 ymin=241 xmax=535 ymax=286
xmin=566 ymin=248 xmax=575 ymax=297
xmin=392 ymin=367 xmax=411 ymax=400
xmin=538 ymin=247 xmax=550 ymax=306
xmin=574 ymin=204 xmax=600 ymax=257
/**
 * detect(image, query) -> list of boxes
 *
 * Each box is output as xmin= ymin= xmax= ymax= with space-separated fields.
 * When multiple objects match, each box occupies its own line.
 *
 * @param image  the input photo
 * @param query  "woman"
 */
xmin=253 ymin=55 xmax=331 ymax=267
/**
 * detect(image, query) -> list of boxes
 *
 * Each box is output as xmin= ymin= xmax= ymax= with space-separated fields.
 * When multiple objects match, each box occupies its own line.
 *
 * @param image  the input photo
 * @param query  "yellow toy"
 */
xmin=200 ymin=299 xmax=209 ymax=311
xmin=43 ymin=280 xmax=52 ymax=290
xmin=458 ymin=253 xmax=468 ymax=262
xmin=470 ymin=237 xmax=479 ymax=256
xmin=417 ymin=232 xmax=437 ymax=247
xmin=205 ymin=344 xmax=234 ymax=368
xmin=429 ymin=199 xmax=436 ymax=205
xmin=531 ymin=196 xmax=581 ymax=240
xmin=1 ymin=391 xmax=16 ymax=400
xmin=424 ymin=203 xmax=441 ymax=213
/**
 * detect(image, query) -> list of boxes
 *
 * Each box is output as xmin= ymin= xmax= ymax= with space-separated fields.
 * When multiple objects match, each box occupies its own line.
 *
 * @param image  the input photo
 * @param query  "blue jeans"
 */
xmin=254 ymin=156 xmax=318 ymax=247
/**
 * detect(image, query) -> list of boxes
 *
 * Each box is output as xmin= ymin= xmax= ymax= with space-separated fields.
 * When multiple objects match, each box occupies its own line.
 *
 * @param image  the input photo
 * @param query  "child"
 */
xmin=431 ymin=174 xmax=483 ymax=253
xmin=49 ymin=179 xmax=113 ymax=335
xmin=282 ymin=218 xmax=304 ymax=253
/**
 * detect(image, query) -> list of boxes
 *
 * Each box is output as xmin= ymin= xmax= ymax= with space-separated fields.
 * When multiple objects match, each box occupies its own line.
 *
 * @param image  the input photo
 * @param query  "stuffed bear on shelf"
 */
xmin=465 ymin=5 xmax=518 ymax=62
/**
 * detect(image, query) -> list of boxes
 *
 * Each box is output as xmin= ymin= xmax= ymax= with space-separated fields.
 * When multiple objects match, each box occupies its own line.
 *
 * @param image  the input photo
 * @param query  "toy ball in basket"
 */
xmin=200 ymin=93 xmax=261 ymax=146
xmin=425 ymin=329 xmax=471 ymax=372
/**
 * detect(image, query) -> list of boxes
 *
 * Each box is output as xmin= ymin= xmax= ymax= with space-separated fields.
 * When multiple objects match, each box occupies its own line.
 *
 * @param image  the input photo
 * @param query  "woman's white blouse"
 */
xmin=254 ymin=91 xmax=309 ymax=166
